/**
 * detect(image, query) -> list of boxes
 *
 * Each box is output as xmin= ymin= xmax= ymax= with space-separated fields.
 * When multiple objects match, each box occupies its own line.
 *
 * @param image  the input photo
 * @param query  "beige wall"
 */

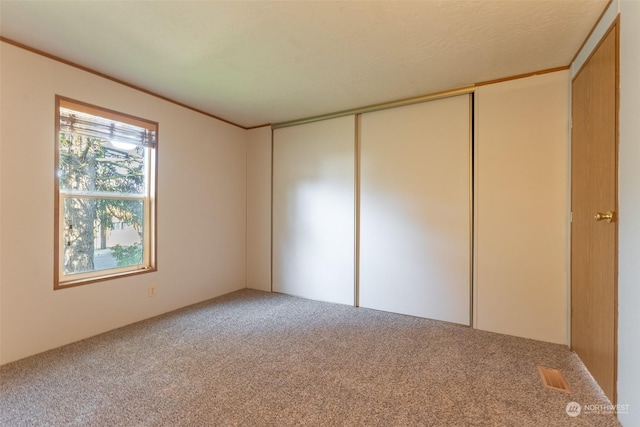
xmin=0 ymin=50 xmax=3 ymax=362
xmin=246 ymin=126 xmax=272 ymax=292
xmin=0 ymin=42 xmax=247 ymax=364
xmin=475 ymin=71 xmax=570 ymax=345
xmin=619 ymin=2 xmax=640 ymax=422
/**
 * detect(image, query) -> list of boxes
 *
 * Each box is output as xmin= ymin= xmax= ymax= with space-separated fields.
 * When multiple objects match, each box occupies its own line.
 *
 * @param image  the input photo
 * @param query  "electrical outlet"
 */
xmin=148 ymin=285 xmax=157 ymax=297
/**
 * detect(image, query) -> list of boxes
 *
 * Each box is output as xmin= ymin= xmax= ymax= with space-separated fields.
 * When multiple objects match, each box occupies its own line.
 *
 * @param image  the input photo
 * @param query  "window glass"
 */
xmin=55 ymin=97 xmax=157 ymax=288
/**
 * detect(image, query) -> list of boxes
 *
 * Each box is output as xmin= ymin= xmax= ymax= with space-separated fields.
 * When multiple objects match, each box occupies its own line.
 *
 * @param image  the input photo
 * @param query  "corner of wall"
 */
xmin=617 ymin=1 xmax=640 ymax=424
xmin=0 ymin=50 xmax=3 ymax=364
xmin=244 ymin=127 xmax=249 ymax=290
xmin=245 ymin=126 xmax=273 ymax=293
xmin=570 ymin=0 xmax=620 ymax=80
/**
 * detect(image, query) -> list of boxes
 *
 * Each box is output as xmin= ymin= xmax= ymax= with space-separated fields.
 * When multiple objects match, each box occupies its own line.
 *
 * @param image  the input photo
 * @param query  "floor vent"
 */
xmin=537 ymin=366 xmax=571 ymax=393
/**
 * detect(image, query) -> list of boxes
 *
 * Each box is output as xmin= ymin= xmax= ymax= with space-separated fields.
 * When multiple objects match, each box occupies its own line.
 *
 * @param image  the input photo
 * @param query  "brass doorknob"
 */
xmin=594 ymin=211 xmax=615 ymax=223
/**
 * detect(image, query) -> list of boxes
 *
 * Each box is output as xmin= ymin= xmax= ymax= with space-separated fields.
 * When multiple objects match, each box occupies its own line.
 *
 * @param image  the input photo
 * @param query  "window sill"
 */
xmin=55 ymin=266 xmax=157 ymax=290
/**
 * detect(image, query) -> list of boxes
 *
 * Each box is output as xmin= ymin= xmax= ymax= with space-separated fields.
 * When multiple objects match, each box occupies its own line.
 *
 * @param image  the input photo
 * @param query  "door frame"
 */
xmin=570 ymin=17 xmax=619 ymax=404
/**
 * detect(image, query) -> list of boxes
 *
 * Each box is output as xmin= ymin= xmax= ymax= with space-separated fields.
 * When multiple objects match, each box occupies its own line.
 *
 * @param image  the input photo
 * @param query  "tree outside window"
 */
xmin=55 ymin=97 xmax=157 ymax=288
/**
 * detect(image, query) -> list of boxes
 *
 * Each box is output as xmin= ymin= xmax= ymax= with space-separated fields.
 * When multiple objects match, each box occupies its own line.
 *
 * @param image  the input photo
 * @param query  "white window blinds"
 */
xmin=58 ymin=99 xmax=156 ymax=148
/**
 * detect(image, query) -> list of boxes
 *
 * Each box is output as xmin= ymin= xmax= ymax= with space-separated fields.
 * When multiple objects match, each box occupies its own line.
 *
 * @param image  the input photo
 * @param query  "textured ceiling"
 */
xmin=0 ymin=1 xmax=607 ymax=128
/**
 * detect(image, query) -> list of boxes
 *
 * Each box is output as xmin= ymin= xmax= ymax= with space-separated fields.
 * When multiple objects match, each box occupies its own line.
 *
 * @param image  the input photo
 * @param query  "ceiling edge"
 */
xmin=475 ymin=65 xmax=570 ymax=87
xmin=0 ymin=36 xmax=248 ymax=130
xmin=272 ymin=86 xmax=476 ymax=130
xmin=1 ymin=34 xmax=582 ymax=132
xmin=246 ymin=124 xmax=272 ymax=130
xmin=569 ymin=0 xmax=615 ymax=65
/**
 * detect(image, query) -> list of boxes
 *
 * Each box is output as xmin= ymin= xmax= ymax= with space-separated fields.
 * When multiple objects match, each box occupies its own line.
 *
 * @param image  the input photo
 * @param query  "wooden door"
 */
xmin=571 ymin=22 xmax=618 ymax=403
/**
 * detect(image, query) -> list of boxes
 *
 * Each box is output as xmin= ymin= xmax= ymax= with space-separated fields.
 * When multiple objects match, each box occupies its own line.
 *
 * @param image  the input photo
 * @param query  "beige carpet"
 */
xmin=0 ymin=289 xmax=621 ymax=426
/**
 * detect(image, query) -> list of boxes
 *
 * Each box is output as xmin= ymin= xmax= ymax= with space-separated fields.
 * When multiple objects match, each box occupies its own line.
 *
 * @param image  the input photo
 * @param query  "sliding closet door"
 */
xmin=359 ymin=95 xmax=471 ymax=325
xmin=272 ymin=115 xmax=355 ymax=305
xmin=475 ymin=72 xmax=569 ymax=344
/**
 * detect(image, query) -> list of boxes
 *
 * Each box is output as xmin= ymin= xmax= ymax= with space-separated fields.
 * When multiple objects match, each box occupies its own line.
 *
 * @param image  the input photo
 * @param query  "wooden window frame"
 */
xmin=54 ymin=96 xmax=158 ymax=289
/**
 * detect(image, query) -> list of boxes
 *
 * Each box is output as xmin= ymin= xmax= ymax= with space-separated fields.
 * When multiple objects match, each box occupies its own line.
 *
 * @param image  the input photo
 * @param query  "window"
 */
xmin=54 ymin=96 xmax=157 ymax=288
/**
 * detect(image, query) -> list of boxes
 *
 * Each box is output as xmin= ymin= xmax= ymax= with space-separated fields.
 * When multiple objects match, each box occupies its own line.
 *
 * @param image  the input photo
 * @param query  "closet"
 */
xmin=269 ymin=71 xmax=569 ymax=343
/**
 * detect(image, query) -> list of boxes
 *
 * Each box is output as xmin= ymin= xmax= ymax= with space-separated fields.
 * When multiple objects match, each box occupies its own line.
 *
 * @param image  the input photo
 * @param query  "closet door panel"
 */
xmin=474 ymin=71 xmax=569 ymax=344
xmin=272 ymin=116 xmax=355 ymax=305
xmin=359 ymin=95 xmax=471 ymax=324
